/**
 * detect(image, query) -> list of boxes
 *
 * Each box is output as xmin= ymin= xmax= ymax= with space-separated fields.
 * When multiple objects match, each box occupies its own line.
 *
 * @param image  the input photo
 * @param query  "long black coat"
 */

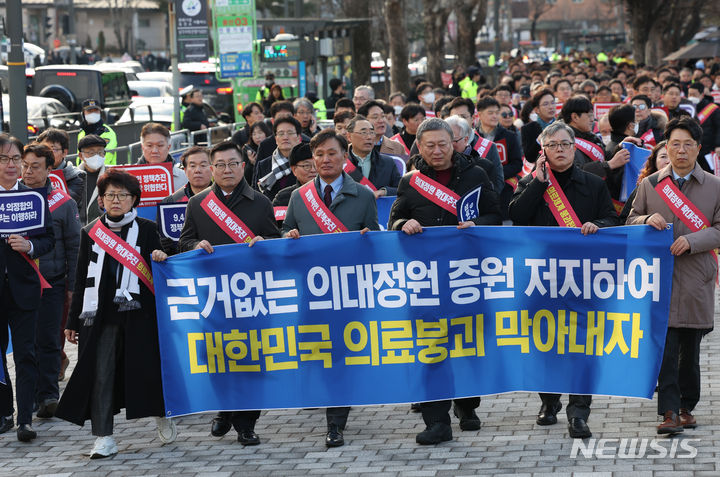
xmin=389 ymin=153 xmax=502 ymax=230
xmin=178 ymin=180 xmax=280 ymax=252
xmin=508 ymin=165 xmax=619 ymax=228
xmin=55 ymin=216 xmax=165 ymax=426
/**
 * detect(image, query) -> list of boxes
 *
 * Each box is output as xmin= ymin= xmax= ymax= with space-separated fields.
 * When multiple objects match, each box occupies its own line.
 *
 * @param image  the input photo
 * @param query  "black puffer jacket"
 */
xmin=389 ymin=153 xmax=502 ymax=230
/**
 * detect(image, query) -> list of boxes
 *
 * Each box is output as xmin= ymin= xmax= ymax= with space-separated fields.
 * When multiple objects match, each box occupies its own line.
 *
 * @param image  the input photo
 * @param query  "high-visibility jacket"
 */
xmin=77 ymin=124 xmax=118 ymax=165
xmin=313 ymin=99 xmax=327 ymax=121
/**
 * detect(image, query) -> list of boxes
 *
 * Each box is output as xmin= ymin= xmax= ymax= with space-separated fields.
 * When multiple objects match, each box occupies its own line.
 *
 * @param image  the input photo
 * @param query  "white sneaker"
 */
xmin=90 ymin=436 xmax=118 ymax=459
xmin=155 ymin=416 xmax=177 ymax=444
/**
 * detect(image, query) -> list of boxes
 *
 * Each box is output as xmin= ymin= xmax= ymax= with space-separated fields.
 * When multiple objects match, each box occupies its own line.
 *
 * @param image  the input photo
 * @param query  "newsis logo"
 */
xmin=570 ymin=438 xmax=700 ymax=459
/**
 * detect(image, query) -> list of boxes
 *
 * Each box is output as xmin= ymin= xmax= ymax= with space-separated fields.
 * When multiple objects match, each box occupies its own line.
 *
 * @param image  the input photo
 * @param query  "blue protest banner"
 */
xmin=621 ymin=143 xmax=652 ymax=201
xmin=457 ymin=186 xmax=482 ymax=222
xmin=0 ymin=189 xmax=47 ymax=238
xmin=376 ymin=196 xmax=394 ymax=230
xmin=153 ymin=225 xmax=673 ymax=417
xmin=158 ymin=203 xmax=188 ymax=241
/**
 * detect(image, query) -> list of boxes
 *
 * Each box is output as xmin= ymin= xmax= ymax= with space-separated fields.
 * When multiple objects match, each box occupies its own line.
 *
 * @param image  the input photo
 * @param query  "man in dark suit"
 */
xmin=0 ymin=134 xmax=55 ymax=442
xmin=282 ymin=130 xmax=379 ymax=447
xmin=346 ymin=115 xmax=402 ymax=197
xmin=178 ymin=141 xmax=280 ymax=446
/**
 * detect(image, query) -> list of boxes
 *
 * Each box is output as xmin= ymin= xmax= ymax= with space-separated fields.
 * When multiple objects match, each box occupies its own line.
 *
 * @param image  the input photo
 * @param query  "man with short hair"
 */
xmin=231 ymin=102 xmax=266 ymax=147
xmin=628 ymin=117 xmax=720 ymax=435
xmin=357 ymin=100 xmax=406 ymax=157
xmin=20 ymin=144 xmax=80 ymax=420
xmin=326 ymin=78 xmax=346 ymax=119
xmin=509 ymin=121 xmax=618 ymax=440
xmin=282 ymin=130 xmax=379 ymax=447
xmin=352 ymin=85 xmax=375 ymax=110
xmin=390 ymin=103 xmax=426 ymax=158
xmin=293 ymin=98 xmax=320 ymax=137
xmin=334 ymin=98 xmax=356 ymax=116
xmin=388 ymin=118 xmax=501 ymax=445
xmin=38 ymin=128 xmax=87 ymax=224
xmin=0 ymin=134 xmax=55 ymax=441
xmin=253 ymin=117 xmax=302 ymax=200
xmin=660 ymin=83 xmax=691 ymax=121
xmin=560 ymin=96 xmax=605 ymax=167
xmin=136 ymin=122 xmax=188 ymax=190
xmin=181 ymin=88 xmax=210 ymax=133
xmin=159 ymin=145 xmax=213 ymax=255
xmin=272 ymin=143 xmax=317 ymax=217
xmin=333 ymin=110 xmax=356 ymax=139
xmin=178 ymin=141 xmax=280 ymax=446
xmin=632 ymin=94 xmax=665 ymax=146
xmin=346 ymin=115 xmax=401 ymax=197
xmin=255 ymin=101 xmax=311 ymax=163
xmin=445 ymin=115 xmax=498 ymax=189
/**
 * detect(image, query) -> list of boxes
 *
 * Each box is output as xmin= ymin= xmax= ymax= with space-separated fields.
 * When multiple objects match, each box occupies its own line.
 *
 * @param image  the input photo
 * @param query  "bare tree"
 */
xmin=385 ymin=0 xmax=410 ymax=93
xmin=422 ymin=0 xmax=453 ymax=86
xmin=455 ymin=0 xmax=488 ymax=67
xmin=646 ymin=0 xmax=703 ymax=65
xmin=623 ymin=0 xmax=662 ymax=65
xmin=528 ymin=0 xmax=552 ymax=41
xmin=107 ymin=0 xmax=141 ymax=54
xmin=343 ymin=0 xmax=372 ymax=86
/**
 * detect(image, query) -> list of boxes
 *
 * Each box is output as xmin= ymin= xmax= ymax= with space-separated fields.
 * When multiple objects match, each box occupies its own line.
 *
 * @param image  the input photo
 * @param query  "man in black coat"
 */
xmin=0 ymin=135 xmax=55 ymax=442
xmin=178 ymin=141 xmax=280 ymax=446
xmin=688 ymin=83 xmax=720 ymax=171
xmin=255 ymin=101 xmax=311 ymax=163
xmin=181 ymin=88 xmax=210 ymax=133
xmin=509 ymin=121 xmax=618 ymax=440
xmin=346 ymin=116 xmax=402 ymax=197
xmin=389 ymin=118 xmax=501 ymax=445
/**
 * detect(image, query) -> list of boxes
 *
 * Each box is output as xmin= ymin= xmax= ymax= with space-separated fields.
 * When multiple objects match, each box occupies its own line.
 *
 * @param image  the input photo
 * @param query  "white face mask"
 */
xmin=529 ymin=112 xmax=539 ymax=122
xmin=633 ymin=122 xmax=639 ymax=134
xmin=421 ymin=92 xmax=435 ymax=104
xmin=393 ymin=105 xmax=403 ymax=115
xmin=688 ymin=96 xmax=700 ymax=104
xmin=84 ymin=112 xmax=101 ymax=124
xmin=84 ymin=154 xmax=104 ymax=170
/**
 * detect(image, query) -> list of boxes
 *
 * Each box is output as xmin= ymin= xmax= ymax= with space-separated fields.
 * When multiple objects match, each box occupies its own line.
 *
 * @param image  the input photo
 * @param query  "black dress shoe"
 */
xmin=416 ymin=422 xmax=453 ymax=445
xmin=37 ymin=398 xmax=59 ymax=419
xmin=17 ymin=424 xmax=37 ymax=442
xmin=325 ymin=424 xmax=344 ymax=447
xmin=0 ymin=415 xmax=13 ymax=434
xmin=536 ymin=401 xmax=562 ymax=426
xmin=410 ymin=403 xmax=422 ymax=412
xmin=237 ymin=429 xmax=260 ymax=446
xmin=211 ymin=416 xmax=232 ymax=437
xmin=568 ymin=418 xmax=592 ymax=438
xmin=453 ymin=403 xmax=481 ymax=431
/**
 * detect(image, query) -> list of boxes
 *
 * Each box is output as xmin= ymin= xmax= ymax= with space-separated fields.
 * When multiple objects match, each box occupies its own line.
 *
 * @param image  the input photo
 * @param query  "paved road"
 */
xmin=2 ymin=305 xmax=719 ymax=477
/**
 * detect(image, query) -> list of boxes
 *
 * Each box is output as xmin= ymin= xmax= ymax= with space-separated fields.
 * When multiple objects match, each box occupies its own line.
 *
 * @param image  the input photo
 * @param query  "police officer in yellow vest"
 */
xmin=460 ymin=67 xmax=482 ymax=100
xmin=306 ymin=91 xmax=327 ymax=121
xmin=76 ymin=99 xmax=118 ymax=165
xmin=171 ymin=85 xmax=195 ymax=132
xmin=255 ymin=72 xmax=275 ymax=103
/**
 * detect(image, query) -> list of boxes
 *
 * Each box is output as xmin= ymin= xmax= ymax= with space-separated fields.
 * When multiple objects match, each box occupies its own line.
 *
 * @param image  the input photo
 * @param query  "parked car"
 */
xmin=2 ymin=94 xmax=79 ymax=135
xmin=31 ymin=65 xmax=132 ymax=121
xmin=128 ymin=80 xmax=173 ymax=98
xmin=178 ymin=62 xmax=233 ymax=115
xmin=0 ymin=65 xmax=36 ymax=93
xmin=136 ymin=71 xmax=172 ymax=84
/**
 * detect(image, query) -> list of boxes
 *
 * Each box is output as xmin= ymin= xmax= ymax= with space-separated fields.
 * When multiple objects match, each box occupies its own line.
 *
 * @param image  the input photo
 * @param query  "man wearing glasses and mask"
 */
xmin=509 ymin=121 xmax=619 ymax=440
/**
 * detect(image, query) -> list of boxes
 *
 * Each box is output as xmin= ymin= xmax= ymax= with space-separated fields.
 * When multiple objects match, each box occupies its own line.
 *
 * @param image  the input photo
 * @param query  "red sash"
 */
xmin=343 ymin=159 xmax=377 ymax=191
xmin=274 ymin=206 xmax=288 ymax=221
xmin=88 ymin=220 xmax=154 ymax=294
xmin=654 ymin=176 xmax=709 ymax=232
xmin=47 ymin=188 xmax=72 ymax=213
xmin=495 ymin=138 xmax=507 ymax=165
xmin=574 ymin=137 xmax=605 ymax=162
xmin=473 ymin=136 xmax=493 ymax=159
xmin=640 ymin=129 xmax=656 ymax=147
xmin=298 ymin=182 xmax=348 ymax=233
xmin=390 ymin=134 xmax=411 ymax=156
xmin=48 ymin=171 xmax=68 ymax=194
xmin=532 ymin=168 xmax=581 ymax=227
xmin=409 ymin=170 xmax=460 ymax=216
xmin=612 ymin=199 xmax=625 ymax=216
xmin=697 ymin=102 xmax=719 ymax=125
xmin=200 ymin=190 xmax=256 ymax=244
xmin=21 ymin=253 xmax=51 ymax=293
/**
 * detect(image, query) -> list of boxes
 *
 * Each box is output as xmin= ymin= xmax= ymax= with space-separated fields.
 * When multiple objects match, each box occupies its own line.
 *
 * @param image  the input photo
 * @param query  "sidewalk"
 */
xmin=1 ymin=306 xmax=719 ymax=477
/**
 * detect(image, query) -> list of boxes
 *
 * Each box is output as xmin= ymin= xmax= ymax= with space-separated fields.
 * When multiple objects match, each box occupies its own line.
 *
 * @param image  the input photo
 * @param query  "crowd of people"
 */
xmin=2 ymin=54 xmax=720 ymax=458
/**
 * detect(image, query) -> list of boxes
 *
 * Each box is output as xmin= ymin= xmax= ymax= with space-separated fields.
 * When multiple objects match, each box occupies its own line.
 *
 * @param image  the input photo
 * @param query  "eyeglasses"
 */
xmin=275 ymin=131 xmax=297 ymax=138
xmin=103 ymin=193 xmax=132 ymax=201
xmin=295 ymin=163 xmax=317 ymax=172
xmin=213 ymin=161 xmax=242 ymax=170
xmin=21 ymin=162 xmax=45 ymax=172
xmin=544 ymin=141 xmax=574 ymax=151
xmin=50 ymin=147 xmax=64 ymax=153
xmin=500 ymin=112 xmax=513 ymax=118
xmin=667 ymin=141 xmax=697 ymax=151
xmin=351 ymin=129 xmax=375 ymax=137
xmin=538 ymin=101 xmax=555 ymax=108
xmin=452 ymin=137 xmax=466 ymax=143
xmin=0 ymin=155 xmax=21 ymax=165
xmin=633 ymin=104 xmax=648 ymax=111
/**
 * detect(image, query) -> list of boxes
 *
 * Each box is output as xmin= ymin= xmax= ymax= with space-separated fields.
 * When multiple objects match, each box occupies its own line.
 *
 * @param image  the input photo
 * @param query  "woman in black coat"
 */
xmin=55 ymin=169 xmax=175 ymax=459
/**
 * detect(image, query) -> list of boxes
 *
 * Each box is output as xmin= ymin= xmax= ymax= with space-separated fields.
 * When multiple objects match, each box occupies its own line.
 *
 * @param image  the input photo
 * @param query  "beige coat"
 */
xmin=627 ymin=163 xmax=720 ymax=329
xmin=380 ymin=136 xmax=407 ymax=157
